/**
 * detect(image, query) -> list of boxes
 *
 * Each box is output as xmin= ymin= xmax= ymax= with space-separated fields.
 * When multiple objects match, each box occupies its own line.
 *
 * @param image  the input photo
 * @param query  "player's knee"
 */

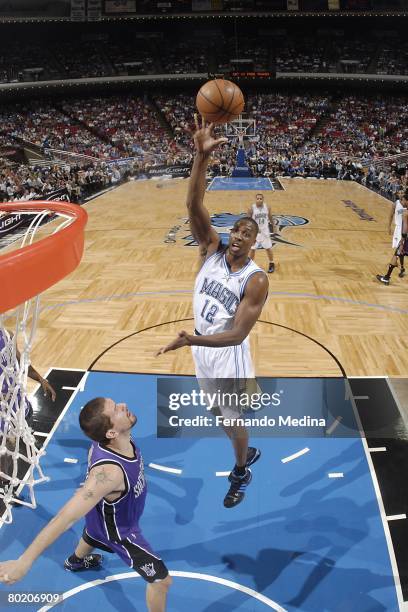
xmin=162 ymin=574 xmax=172 ymax=589
xmin=151 ymin=574 xmax=172 ymax=592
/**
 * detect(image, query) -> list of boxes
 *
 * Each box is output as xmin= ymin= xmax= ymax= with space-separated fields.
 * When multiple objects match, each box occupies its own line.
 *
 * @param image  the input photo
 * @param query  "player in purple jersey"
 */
xmin=0 ymin=397 xmax=172 ymax=612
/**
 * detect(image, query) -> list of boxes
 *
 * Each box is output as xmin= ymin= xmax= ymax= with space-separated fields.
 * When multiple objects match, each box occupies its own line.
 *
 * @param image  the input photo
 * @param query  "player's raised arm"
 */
xmin=0 ymin=463 xmax=123 ymax=585
xmin=186 ymin=116 xmax=228 ymax=257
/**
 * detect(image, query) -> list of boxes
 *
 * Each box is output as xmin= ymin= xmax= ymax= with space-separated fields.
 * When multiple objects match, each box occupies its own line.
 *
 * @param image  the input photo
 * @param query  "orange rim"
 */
xmin=0 ymin=201 xmax=88 ymax=314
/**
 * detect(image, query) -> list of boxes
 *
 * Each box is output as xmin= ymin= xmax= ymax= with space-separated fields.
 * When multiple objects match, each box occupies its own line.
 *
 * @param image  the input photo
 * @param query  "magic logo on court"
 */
xmin=174 ymin=212 xmax=309 ymax=248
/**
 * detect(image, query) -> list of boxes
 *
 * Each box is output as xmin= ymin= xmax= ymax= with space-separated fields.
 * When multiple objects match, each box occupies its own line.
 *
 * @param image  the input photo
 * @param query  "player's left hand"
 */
xmin=41 ymin=378 xmax=56 ymax=401
xmin=0 ymin=558 xmax=32 ymax=584
xmin=155 ymin=331 xmax=191 ymax=356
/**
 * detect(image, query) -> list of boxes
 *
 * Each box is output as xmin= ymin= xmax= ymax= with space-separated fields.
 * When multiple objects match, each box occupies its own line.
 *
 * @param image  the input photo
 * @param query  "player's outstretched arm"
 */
xmin=27 ymin=364 xmax=56 ymax=401
xmin=3 ymin=330 xmax=56 ymax=401
xmin=0 ymin=464 xmax=123 ymax=585
xmin=187 ymin=115 xmax=228 ymax=257
xmin=156 ymin=273 xmax=268 ymax=354
xmin=12 ymin=335 xmax=56 ymax=401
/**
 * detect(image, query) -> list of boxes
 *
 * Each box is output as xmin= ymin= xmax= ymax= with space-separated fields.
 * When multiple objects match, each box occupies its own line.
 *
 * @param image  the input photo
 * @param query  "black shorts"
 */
xmin=395 ymin=237 xmax=408 ymax=256
xmin=82 ymin=528 xmax=169 ymax=583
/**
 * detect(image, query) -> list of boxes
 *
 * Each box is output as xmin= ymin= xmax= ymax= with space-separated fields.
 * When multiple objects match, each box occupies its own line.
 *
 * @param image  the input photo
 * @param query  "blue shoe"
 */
xmin=64 ymin=554 xmax=103 ymax=571
xmin=224 ymin=468 xmax=252 ymax=508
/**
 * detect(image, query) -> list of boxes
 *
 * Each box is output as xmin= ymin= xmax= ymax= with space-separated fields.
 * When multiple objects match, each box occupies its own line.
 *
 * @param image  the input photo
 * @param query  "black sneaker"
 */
xmin=246 ymin=447 xmax=261 ymax=468
xmin=376 ymin=275 xmax=390 ymax=285
xmin=399 ymin=268 xmax=405 ymax=278
xmin=224 ymin=468 xmax=252 ymax=508
xmin=268 ymin=263 xmax=275 ymax=273
xmin=64 ymin=554 xmax=103 ymax=572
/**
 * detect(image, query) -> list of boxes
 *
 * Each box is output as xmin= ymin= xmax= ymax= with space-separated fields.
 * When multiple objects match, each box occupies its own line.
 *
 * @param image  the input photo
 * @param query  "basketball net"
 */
xmin=0 ymin=299 xmax=47 ymax=524
xmin=0 ymin=203 xmax=87 ymax=526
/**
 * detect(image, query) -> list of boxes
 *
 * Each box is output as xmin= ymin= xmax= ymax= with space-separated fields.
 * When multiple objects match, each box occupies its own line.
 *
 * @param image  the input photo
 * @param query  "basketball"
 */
xmin=196 ymin=79 xmax=245 ymax=124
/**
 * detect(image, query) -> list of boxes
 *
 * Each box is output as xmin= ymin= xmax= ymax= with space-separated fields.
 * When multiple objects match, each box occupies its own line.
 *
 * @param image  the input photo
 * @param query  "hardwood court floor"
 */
xmin=25 ymin=177 xmax=408 ymax=379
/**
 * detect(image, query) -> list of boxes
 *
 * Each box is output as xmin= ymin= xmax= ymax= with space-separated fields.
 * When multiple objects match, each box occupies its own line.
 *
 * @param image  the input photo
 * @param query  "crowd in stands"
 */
xmin=155 ymin=95 xmax=195 ymax=151
xmin=249 ymin=93 xmax=330 ymax=152
xmin=61 ymin=95 xmax=177 ymax=160
xmin=0 ymin=103 xmax=113 ymax=158
xmin=0 ymin=30 xmax=407 ymax=84
xmin=0 ymin=160 xmax=130 ymax=204
xmin=310 ymin=95 xmax=408 ymax=158
xmin=0 ymin=92 xmax=406 ymax=203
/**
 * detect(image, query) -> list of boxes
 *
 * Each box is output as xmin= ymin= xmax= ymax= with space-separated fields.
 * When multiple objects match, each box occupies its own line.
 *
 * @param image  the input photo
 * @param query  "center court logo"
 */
xmin=181 ymin=212 xmax=309 ymax=247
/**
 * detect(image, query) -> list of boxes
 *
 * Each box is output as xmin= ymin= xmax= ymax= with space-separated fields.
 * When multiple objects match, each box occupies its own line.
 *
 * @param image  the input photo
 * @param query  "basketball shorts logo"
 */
xmin=141 ymin=562 xmax=156 ymax=577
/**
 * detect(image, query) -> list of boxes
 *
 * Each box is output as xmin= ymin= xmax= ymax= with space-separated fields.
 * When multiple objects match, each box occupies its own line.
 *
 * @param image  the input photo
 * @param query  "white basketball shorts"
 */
xmin=392 ymin=226 xmax=402 ymax=249
xmin=251 ymin=234 xmax=272 ymax=250
xmin=191 ymin=340 xmax=255 ymax=419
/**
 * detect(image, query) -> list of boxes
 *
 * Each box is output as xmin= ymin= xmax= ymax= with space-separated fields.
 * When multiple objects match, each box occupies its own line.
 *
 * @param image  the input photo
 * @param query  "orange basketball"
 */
xmin=196 ymin=79 xmax=245 ymax=124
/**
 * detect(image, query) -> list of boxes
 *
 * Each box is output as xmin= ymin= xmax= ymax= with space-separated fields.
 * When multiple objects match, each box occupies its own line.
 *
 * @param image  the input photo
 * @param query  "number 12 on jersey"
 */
xmin=201 ymin=299 xmax=219 ymax=324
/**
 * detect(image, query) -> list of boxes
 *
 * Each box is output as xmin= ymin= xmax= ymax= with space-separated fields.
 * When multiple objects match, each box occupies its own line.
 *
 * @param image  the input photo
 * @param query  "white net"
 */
xmin=0 ymin=206 xmax=79 ymax=526
xmin=0 ymin=305 xmax=48 ymax=524
xmin=225 ymin=115 xmax=256 ymax=144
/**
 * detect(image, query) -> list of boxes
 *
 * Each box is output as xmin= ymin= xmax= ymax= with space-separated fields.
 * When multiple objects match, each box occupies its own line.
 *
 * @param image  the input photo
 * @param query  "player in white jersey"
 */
xmin=377 ymin=190 xmax=408 ymax=285
xmin=247 ymin=193 xmax=276 ymax=273
xmin=157 ymin=116 xmax=269 ymax=508
xmin=390 ymin=195 xmax=404 ymax=249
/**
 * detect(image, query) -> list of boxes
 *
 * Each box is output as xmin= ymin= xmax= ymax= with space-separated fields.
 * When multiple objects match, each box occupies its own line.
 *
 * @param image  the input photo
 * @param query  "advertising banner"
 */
xmin=147 ymin=164 xmax=191 ymax=178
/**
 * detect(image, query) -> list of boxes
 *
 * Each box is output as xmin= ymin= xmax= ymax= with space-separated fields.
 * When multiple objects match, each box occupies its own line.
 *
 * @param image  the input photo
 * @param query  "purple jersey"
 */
xmin=85 ymin=439 xmax=147 ymax=544
xmin=0 ymin=329 xmax=32 ymax=432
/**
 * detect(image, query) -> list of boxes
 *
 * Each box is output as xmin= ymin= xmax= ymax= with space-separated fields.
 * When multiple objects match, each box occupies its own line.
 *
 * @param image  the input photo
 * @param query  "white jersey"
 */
xmin=193 ymin=250 xmax=264 ymax=336
xmin=393 ymin=200 xmax=404 ymax=248
xmin=251 ymin=203 xmax=270 ymax=238
xmin=394 ymin=200 xmax=403 ymax=230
